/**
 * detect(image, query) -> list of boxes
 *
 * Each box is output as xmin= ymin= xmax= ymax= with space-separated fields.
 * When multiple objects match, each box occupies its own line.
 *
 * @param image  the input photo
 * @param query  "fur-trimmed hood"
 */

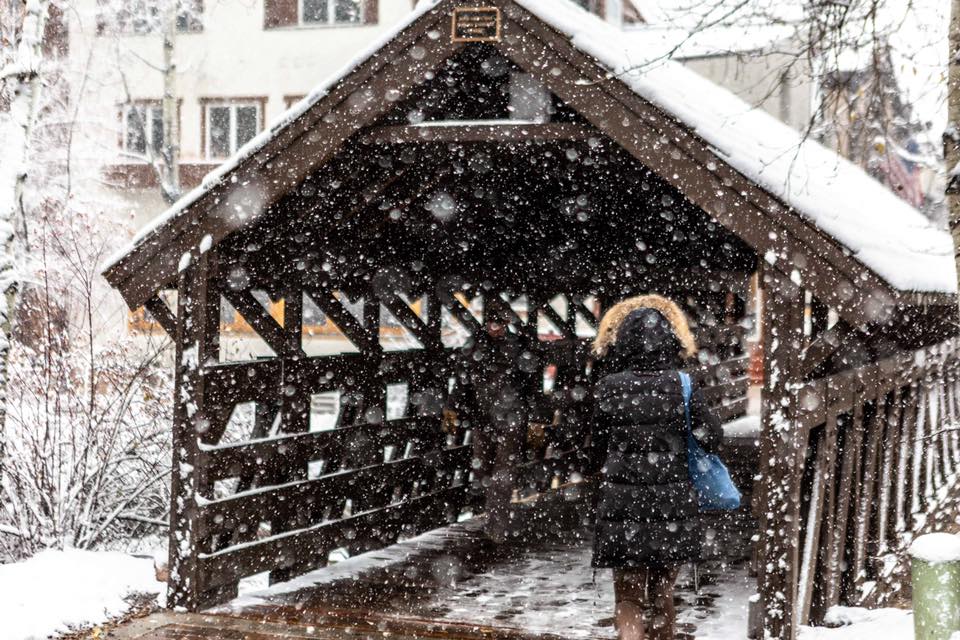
xmin=592 ymin=294 xmax=697 ymax=359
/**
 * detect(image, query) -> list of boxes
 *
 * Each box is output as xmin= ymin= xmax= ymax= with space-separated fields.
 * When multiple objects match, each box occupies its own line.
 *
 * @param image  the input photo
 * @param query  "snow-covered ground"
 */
xmin=0 ymin=544 xmax=920 ymax=640
xmin=221 ymin=518 xmax=916 ymax=640
xmin=800 ymin=607 xmax=914 ymax=639
xmin=1 ymin=549 xmax=164 ymax=640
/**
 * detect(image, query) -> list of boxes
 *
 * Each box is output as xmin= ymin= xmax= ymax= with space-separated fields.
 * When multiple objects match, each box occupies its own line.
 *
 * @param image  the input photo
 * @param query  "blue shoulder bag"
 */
xmin=679 ymin=371 xmax=741 ymax=511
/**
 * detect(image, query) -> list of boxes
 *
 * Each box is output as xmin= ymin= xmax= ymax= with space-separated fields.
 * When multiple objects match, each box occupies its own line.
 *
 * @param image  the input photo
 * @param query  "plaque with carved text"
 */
xmin=451 ymin=7 xmax=501 ymax=42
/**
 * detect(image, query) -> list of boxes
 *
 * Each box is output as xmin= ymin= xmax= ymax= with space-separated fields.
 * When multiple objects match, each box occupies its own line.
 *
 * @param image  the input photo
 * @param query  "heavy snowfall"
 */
xmin=2 ymin=0 xmax=960 ymax=639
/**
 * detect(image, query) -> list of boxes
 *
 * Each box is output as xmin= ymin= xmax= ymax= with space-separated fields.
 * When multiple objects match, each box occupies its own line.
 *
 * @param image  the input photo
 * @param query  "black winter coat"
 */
xmin=590 ymin=308 xmax=723 ymax=569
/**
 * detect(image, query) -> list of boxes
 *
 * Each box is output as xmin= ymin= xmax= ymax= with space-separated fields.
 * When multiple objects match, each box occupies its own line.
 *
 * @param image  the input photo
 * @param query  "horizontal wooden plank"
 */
xmin=696 ymin=324 xmax=748 ymax=347
xmin=204 ymin=359 xmax=283 ymax=406
xmin=703 ymin=375 xmax=750 ymax=404
xmin=199 ymin=415 xmax=446 ymax=483
xmin=715 ymin=397 xmax=749 ymax=423
xmin=360 ymin=123 xmax=596 ymax=145
xmin=196 ymin=484 xmax=470 ymax=591
xmin=197 ymin=444 xmax=471 ymax=541
xmin=697 ymin=355 xmax=750 ymax=382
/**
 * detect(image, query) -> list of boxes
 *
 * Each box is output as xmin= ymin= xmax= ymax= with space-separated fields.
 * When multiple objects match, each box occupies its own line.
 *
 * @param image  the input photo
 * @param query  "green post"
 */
xmin=910 ymin=533 xmax=960 ymax=640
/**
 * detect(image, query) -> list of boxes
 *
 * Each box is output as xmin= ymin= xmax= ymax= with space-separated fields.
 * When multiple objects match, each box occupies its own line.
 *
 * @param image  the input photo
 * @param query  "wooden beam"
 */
xmin=797 ymin=410 xmax=835 ymax=624
xmin=302 ymin=281 xmax=381 ymax=355
xmin=801 ymin=319 xmax=856 ymax=377
xmin=360 ymin=122 xmax=595 ymax=145
xmin=168 ymin=251 xmax=229 ymax=610
xmin=221 ymin=289 xmax=302 ymax=358
xmin=875 ymin=386 xmax=904 ymax=557
xmin=143 ymin=294 xmax=177 ymax=338
xmin=436 ymin=288 xmax=483 ymax=335
xmin=757 ymin=267 xmax=807 ymax=640
xmin=569 ymin=296 xmax=599 ymax=330
xmin=821 ymin=393 xmax=864 ymax=611
xmin=538 ymin=299 xmax=574 ymax=341
xmin=377 ymin=290 xmax=442 ymax=351
xmin=850 ymin=391 xmax=888 ymax=600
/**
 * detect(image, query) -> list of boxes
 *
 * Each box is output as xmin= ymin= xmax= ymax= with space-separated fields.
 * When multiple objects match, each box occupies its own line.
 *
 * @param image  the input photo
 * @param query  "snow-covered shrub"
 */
xmin=0 ymin=9 xmax=174 ymax=556
xmin=0 ymin=156 xmax=174 ymax=558
xmin=0 ymin=335 xmax=171 ymax=560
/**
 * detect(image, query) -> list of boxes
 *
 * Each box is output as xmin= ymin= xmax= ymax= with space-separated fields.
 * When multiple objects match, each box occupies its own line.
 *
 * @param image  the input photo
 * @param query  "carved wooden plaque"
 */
xmin=451 ymin=7 xmax=502 ymax=42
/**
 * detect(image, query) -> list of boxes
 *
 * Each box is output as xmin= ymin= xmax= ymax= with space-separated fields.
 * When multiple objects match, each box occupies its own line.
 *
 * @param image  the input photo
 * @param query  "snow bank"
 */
xmin=800 ymin=607 xmax=914 ymax=639
xmin=909 ymin=533 xmax=960 ymax=565
xmin=0 ymin=549 xmax=164 ymax=640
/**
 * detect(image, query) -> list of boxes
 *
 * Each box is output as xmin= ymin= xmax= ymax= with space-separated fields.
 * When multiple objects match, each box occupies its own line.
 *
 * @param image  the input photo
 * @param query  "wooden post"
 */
xmin=482 ymin=292 xmax=529 ymax=544
xmin=802 ymin=374 xmax=859 ymax=624
xmin=876 ymin=387 xmax=903 ymax=556
xmin=484 ymin=409 xmax=527 ymax=542
xmin=167 ymin=250 xmax=219 ymax=610
xmin=895 ymin=382 xmax=918 ymax=536
xmin=851 ymin=390 xmax=886 ymax=601
xmin=270 ymin=274 xmax=308 ymax=584
xmin=757 ymin=267 xmax=806 ymax=640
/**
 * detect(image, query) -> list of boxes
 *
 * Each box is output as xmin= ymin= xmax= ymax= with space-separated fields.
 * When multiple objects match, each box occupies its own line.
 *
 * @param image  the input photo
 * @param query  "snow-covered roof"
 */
xmin=104 ymin=0 xmax=443 ymax=271
xmin=515 ymin=0 xmax=954 ymax=293
xmin=106 ymin=0 xmax=956 ymax=296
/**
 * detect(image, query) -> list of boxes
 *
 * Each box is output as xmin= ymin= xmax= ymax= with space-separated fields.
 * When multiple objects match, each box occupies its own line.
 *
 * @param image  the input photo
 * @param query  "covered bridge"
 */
xmin=103 ymin=1 xmax=959 ymax=638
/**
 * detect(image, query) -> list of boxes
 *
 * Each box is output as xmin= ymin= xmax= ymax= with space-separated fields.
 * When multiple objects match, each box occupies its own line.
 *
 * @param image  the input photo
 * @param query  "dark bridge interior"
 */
xmin=184 ymin=44 xmax=759 ymax=609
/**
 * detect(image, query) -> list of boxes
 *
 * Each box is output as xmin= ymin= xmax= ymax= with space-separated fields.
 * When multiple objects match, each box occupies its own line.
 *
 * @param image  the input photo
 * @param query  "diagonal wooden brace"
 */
xmin=222 ymin=289 xmax=305 ymax=358
xmin=144 ymin=293 xmax=177 ymax=338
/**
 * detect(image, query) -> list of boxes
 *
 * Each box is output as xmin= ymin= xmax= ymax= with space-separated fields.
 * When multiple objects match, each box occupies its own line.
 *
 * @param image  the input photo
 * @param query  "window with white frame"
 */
xmin=204 ymin=102 xmax=261 ymax=159
xmin=122 ymin=103 xmax=165 ymax=158
xmin=301 ymin=0 xmax=361 ymax=25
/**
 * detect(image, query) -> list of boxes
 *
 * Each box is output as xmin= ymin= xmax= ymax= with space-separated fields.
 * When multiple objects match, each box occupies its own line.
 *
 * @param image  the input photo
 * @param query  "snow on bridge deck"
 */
xmin=113 ymin=507 xmax=756 ymax=640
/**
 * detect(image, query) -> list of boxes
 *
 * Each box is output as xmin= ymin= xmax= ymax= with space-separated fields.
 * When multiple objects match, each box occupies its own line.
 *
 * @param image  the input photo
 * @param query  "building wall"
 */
xmin=684 ymin=50 xmax=813 ymax=133
xmin=70 ymin=0 xmax=414 ymax=159
xmin=68 ymin=0 xmax=422 ymax=234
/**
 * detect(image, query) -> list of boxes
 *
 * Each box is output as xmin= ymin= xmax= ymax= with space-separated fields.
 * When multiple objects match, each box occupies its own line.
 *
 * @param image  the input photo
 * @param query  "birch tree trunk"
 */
xmin=160 ymin=0 xmax=180 ymax=203
xmin=0 ymin=0 xmax=48 ymax=482
xmin=948 ymin=0 xmax=960 ymax=303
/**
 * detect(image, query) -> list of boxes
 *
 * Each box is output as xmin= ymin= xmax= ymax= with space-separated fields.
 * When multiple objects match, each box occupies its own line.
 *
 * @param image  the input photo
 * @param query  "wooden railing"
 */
xmin=789 ymin=336 xmax=960 ymax=625
xmin=185 ymin=350 xmax=478 ymax=601
xmin=181 ymin=335 xmax=750 ymax=606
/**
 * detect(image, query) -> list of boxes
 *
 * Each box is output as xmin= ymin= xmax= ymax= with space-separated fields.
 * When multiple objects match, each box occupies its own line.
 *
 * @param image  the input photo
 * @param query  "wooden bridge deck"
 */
xmin=113 ymin=504 xmax=756 ymax=640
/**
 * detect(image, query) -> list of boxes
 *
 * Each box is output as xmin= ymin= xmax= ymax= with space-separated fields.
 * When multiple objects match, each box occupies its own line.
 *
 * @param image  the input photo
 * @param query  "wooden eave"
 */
xmin=102 ymin=0 xmax=949 ymax=325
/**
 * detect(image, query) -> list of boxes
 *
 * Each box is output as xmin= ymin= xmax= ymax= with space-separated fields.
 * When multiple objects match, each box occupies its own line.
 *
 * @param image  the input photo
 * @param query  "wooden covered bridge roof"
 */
xmin=102 ymin=0 xmax=956 ymax=327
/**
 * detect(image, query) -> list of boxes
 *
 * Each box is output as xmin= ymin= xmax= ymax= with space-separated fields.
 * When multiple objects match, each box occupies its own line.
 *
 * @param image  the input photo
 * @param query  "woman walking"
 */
xmin=589 ymin=295 xmax=724 ymax=640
